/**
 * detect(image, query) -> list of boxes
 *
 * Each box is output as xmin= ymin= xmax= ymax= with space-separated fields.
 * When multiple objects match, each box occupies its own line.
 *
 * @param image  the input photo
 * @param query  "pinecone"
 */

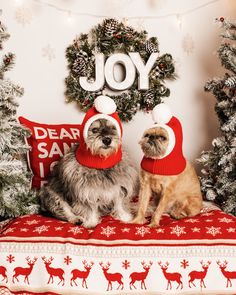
xmin=72 ymin=57 xmax=86 ymax=76
xmin=125 ymin=26 xmax=134 ymax=35
xmin=143 ymin=90 xmax=155 ymax=110
xmin=77 ymin=50 xmax=88 ymax=60
xmin=150 ymin=66 xmax=161 ymax=80
xmin=225 ymin=75 xmax=236 ymax=87
xmin=206 ymin=189 xmax=217 ymax=201
xmin=158 ymin=85 xmax=167 ymax=95
xmin=145 ymin=37 xmax=159 ymax=54
xmin=103 ymin=18 xmax=119 ymax=38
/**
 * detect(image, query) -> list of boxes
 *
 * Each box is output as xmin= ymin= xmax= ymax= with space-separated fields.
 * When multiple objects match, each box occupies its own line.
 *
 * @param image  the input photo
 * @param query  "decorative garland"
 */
xmin=65 ymin=18 xmax=176 ymax=121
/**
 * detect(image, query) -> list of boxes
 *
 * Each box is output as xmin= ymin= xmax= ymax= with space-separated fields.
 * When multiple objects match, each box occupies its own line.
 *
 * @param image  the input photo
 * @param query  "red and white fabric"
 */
xmin=0 ymin=203 xmax=235 ymax=294
xmin=18 ymin=117 xmax=80 ymax=189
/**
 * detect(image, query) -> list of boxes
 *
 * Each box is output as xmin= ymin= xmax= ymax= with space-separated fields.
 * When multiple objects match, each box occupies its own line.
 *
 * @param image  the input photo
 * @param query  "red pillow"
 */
xmin=19 ymin=117 xmax=81 ymax=189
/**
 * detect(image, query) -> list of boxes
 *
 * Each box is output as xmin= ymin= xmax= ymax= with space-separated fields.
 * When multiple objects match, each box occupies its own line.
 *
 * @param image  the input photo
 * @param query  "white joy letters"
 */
xmin=79 ymin=52 xmax=158 ymax=91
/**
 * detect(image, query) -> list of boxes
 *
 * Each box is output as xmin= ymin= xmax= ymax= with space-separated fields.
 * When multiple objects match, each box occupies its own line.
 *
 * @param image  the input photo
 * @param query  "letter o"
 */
xmin=105 ymin=53 xmax=136 ymax=90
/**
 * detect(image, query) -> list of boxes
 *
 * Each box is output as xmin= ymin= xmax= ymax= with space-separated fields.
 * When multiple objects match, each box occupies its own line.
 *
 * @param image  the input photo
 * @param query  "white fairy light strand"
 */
xmin=27 ymin=0 xmax=222 ymax=20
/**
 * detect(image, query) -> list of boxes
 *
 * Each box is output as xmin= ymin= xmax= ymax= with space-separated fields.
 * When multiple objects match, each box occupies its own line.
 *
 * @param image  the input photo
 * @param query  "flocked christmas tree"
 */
xmin=198 ymin=18 xmax=236 ymax=216
xmin=0 ymin=18 xmax=39 ymax=218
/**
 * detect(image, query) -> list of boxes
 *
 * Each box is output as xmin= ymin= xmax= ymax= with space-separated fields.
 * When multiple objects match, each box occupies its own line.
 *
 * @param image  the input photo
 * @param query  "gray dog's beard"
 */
xmin=86 ymin=119 xmax=121 ymax=158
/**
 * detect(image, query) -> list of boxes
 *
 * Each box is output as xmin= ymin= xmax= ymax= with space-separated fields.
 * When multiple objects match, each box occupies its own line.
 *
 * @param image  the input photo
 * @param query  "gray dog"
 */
xmin=39 ymin=96 xmax=138 ymax=228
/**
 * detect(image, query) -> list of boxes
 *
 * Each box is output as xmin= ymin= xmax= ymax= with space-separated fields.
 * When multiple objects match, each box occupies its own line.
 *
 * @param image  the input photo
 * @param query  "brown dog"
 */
xmin=132 ymin=104 xmax=202 ymax=227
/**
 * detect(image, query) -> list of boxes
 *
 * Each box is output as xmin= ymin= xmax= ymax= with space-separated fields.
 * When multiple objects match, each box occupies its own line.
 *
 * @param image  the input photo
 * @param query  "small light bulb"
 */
xmin=14 ymin=0 xmax=24 ymax=6
xmin=123 ymin=17 xmax=129 ymax=26
xmin=67 ymin=11 xmax=75 ymax=25
xmin=176 ymin=14 xmax=182 ymax=29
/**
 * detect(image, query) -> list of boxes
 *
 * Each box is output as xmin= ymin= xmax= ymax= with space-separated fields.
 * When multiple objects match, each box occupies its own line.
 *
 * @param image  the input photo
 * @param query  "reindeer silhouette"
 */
xmin=129 ymin=261 xmax=153 ymax=290
xmin=12 ymin=257 xmax=37 ymax=284
xmin=71 ymin=260 xmax=94 ymax=288
xmin=217 ymin=260 xmax=236 ymax=288
xmin=158 ymin=261 xmax=183 ymax=290
xmin=0 ymin=266 xmax=8 ymax=283
xmin=42 ymin=256 xmax=65 ymax=286
xmin=99 ymin=262 xmax=124 ymax=291
xmin=188 ymin=260 xmax=211 ymax=288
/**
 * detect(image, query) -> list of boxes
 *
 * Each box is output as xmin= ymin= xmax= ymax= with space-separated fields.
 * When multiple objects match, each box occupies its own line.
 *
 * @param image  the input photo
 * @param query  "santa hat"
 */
xmin=141 ymin=103 xmax=186 ymax=175
xmin=81 ymin=95 xmax=122 ymax=144
xmin=76 ymin=95 xmax=123 ymax=169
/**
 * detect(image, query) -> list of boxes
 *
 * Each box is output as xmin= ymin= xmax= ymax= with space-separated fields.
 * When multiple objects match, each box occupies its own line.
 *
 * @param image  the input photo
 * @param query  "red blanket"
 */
xmin=0 ymin=205 xmax=235 ymax=294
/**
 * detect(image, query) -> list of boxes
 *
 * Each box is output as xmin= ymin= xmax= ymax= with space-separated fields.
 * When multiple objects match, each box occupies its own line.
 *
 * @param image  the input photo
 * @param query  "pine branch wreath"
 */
xmin=65 ymin=18 xmax=176 ymax=121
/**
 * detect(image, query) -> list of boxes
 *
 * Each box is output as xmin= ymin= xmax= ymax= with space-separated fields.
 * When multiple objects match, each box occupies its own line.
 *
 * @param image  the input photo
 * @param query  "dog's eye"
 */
xmin=159 ymin=136 xmax=166 ymax=141
xmin=92 ymin=128 xmax=99 ymax=134
xmin=144 ymin=134 xmax=149 ymax=138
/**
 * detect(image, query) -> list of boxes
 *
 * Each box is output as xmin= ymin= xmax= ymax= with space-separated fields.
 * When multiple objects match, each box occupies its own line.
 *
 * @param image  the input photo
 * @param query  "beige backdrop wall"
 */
xmin=1 ymin=0 xmax=236 ymax=170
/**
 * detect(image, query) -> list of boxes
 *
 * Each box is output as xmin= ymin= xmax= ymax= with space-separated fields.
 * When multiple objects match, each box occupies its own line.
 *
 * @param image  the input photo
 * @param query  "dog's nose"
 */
xmin=102 ymin=137 xmax=112 ymax=146
xmin=149 ymin=135 xmax=155 ymax=141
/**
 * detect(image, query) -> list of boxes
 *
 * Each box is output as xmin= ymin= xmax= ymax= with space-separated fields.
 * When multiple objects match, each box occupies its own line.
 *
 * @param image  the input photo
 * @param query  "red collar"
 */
xmin=76 ymin=142 xmax=122 ymax=169
xmin=141 ymin=153 xmax=186 ymax=175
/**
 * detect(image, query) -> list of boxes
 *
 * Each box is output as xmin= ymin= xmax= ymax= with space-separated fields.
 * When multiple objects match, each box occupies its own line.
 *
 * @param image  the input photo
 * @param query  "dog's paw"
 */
xmin=130 ymin=216 xmax=146 ymax=225
xmin=119 ymin=211 xmax=133 ymax=223
xmin=68 ymin=216 xmax=81 ymax=224
xmin=148 ymin=222 xmax=160 ymax=228
xmin=83 ymin=218 xmax=100 ymax=229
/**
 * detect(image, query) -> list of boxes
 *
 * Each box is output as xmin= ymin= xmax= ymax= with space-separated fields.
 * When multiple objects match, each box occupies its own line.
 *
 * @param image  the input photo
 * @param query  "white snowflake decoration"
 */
xmin=170 ymin=225 xmax=186 ymax=237
xmin=218 ymin=217 xmax=233 ymax=223
xmin=227 ymin=227 xmax=235 ymax=233
xmin=182 ymin=34 xmax=195 ymax=55
xmin=33 ymin=225 xmax=49 ymax=234
xmin=185 ymin=219 xmax=199 ymax=223
xmin=3 ymin=228 xmax=15 ymax=234
xmin=135 ymin=226 xmax=150 ymax=237
xmin=20 ymin=228 xmax=29 ymax=232
xmin=15 ymin=6 xmax=33 ymax=26
xmin=206 ymin=226 xmax=222 ymax=237
xmin=192 ymin=227 xmax=201 ymax=233
xmin=68 ymin=227 xmax=83 ymax=235
xmin=121 ymin=227 xmax=130 ymax=233
xmin=101 ymin=226 xmax=116 ymax=238
xmin=201 ymin=212 xmax=214 ymax=217
xmin=205 ymin=219 xmax=213 ymax=222
xmin=54 ymin=226 xmax=63 ymax=231
xmin=25 ymin=220 xmax=39 ymax=225
xmin=42 ymin=44 xmax=56 ymax=61
xmin=156 ymin=228 xmax=165 ymax=234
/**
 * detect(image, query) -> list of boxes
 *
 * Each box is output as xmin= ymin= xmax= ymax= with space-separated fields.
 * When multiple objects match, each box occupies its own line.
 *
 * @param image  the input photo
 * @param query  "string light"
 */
xmin=176 ymin=14 xmax=183 ymax=29
xmin=67 ymin=11 xmax=75 ymax=25
xmin=25 ymin=0 xmax=221 ymax=20
xmin=14 ymin=0 xmax=24 ymax=6
xmin=11 ymin=0 xmax=223 ymax=28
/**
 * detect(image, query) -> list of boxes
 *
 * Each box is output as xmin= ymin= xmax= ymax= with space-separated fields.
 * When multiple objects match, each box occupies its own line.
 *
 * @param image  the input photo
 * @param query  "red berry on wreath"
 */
xmin=5 ymin=58 xmax=11 ymax=64
xmin=158 ymin=62 xmax=166 ymax=70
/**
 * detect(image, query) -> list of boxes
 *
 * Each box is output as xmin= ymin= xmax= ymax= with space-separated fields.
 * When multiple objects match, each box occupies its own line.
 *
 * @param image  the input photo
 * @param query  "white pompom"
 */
xmin=94 ymin=95 xmax=117 ymax=115
xmin=152 ymin=103 xmax=172 ymax=124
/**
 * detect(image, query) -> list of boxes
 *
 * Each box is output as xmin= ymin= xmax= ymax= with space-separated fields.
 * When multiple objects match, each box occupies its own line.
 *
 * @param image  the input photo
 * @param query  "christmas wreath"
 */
xmin=65 ymin=18 xmax=176 ymax=121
